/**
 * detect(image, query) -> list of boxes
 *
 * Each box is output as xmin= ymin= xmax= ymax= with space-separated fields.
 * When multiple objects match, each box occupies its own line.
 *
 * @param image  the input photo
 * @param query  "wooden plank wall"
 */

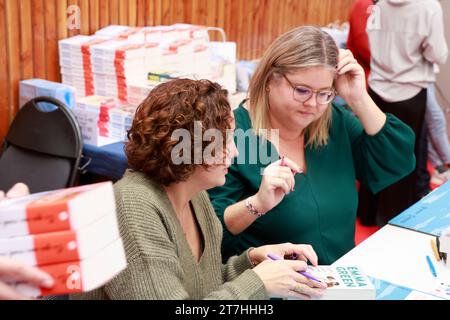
xmin=0 ymin=0 xmax=353 ymax=142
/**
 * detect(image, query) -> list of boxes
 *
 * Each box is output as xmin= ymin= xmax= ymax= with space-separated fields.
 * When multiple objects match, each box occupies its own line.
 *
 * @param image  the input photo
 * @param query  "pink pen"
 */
xmin=280 ymin=156 xmax=286 ymax=167
xmin=267 ymin=253 xmax=322 ymax=283
xmin=280 ymin=156 xmax=301 ymax=174
xmin=280 ymin=156 xmax=297 ymax=192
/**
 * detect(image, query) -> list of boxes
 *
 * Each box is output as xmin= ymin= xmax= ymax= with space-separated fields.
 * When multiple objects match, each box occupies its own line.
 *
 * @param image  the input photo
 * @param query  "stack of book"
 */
xmin=74 ymin=95 xmax=137 ymax=146
xmin=59 ymin=35 xmax=109 ymax=97
xmin=159 ymin=39 xmax=197 ymax=76
xmin=0 ymin=182 xmax=126 ymax=297
xmin=94 ymin=25 xmax=142 ymax=40
xmin=108 ymin=104 xmax=136 ymax=142
xmin=58 ymin=24 xmax=218 ymax=104
xmin=19 ymin=79 xmax=77 ymax=112
xmin=90 ymin=39 xmax=149 ymax=101
xmin=126 ymin=82 xmax=155 ymax=106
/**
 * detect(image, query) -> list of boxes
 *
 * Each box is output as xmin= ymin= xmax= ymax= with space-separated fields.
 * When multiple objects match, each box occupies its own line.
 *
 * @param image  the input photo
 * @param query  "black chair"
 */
xmin=0 ymin=96 xmax=83 ymax=193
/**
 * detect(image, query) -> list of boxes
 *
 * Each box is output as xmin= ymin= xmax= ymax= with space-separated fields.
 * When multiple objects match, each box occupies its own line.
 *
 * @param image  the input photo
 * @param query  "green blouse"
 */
xmin=208 ymin=103 xmax=415 ymax=265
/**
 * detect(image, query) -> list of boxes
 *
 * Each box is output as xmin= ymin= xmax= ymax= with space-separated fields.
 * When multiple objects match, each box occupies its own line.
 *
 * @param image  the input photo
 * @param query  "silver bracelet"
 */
xmin=245 ymin=196 xmax=263 ymax=217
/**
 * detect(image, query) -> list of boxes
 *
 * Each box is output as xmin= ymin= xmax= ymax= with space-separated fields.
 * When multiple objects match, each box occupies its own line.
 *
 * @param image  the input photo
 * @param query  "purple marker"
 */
xmin=267 ymin=253 xmax=322 ymax=283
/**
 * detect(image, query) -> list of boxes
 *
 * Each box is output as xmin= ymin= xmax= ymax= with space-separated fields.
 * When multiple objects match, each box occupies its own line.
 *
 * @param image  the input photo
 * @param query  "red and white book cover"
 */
xmin=0 ymin=212 xmax=120 ymax=267
xmin=2 ymin=238 xmax=127 ymax=297
xmin=0 ymin=182 xmax=115 ymax=238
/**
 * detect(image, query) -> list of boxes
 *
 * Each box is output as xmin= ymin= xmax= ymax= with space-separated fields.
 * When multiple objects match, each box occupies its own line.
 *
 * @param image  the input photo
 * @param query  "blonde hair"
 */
xmin=248 ymin=26 xmax=339 ymax=148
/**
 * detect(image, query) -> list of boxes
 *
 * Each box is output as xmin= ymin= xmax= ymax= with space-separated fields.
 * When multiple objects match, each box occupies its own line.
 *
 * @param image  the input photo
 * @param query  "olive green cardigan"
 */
xmin=72 ymin=170 xmax=268 ymax=300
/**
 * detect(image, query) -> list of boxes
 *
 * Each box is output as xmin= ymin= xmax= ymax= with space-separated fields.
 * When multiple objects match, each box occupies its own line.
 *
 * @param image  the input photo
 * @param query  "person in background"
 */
xmin=346 ymin=0 xmax=379 ymax=226
xmin=427 ymin=82 xmax=450 ymax=185
xmin=0 ymin=183 xmax=55 ymax=300
xmin=347 ymin=0 xmax=450 ymax=225
xmin=72 ymin=79 xmax=327 ymax=300
xmin=359 ymin=0 xmax=449 ymax=226
xmin=208 ymin=26 xmax=415 ymax=265
xmin=346 ymin=0 xmax=375 ymax=86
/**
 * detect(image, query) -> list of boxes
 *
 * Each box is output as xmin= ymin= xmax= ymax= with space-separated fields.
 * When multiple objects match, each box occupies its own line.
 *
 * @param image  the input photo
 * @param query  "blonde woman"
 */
xmin=208 ymin=26 xmax=415 ymax=264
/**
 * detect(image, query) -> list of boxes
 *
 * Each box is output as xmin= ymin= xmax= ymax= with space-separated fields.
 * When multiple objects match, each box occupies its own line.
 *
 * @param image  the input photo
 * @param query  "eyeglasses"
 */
xmin=283 ymin=74 xmax=336 ymax=105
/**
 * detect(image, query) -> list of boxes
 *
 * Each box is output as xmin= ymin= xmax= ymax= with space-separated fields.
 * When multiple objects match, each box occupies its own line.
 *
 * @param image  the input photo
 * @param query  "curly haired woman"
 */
xmin=72 ymin=79 xmax=327 ymax=300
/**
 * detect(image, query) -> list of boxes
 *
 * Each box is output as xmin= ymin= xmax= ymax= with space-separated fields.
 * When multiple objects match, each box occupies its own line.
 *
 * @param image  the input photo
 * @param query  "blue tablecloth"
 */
xmin=83 ymin=142 xmax=128 ymax=181
xmin=389 ymin=180 xmax=450 ymax=236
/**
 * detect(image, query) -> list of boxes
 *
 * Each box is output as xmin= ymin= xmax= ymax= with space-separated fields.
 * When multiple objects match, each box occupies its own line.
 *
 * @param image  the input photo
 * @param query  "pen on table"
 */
xmin=426 ymin=255 xmax=438 ymax=278
xmin=267 ymin=253 xmax=322 ymax=283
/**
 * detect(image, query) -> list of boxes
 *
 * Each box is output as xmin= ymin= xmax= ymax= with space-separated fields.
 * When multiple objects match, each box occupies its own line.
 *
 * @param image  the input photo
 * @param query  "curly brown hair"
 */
xmin=125 ymin=78 xmax=233 ymax=186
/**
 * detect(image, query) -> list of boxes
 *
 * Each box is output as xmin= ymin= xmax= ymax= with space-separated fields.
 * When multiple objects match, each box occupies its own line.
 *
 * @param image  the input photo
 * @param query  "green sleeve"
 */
xmin=218 ymin=250 xmax=269 ymax=300
xmin=342 ymin=106 xmax=416 ymax=193
xmin=221 ymin=249 xmax=253 ymax=282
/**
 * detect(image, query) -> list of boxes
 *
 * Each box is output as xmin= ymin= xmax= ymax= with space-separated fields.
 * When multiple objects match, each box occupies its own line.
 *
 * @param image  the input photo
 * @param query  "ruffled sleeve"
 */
xmin=343 ymin=106 xmax=416 ymax=193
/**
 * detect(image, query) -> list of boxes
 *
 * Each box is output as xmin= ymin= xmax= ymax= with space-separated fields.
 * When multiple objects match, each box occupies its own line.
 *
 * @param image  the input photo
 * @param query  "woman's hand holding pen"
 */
xmin=248 ymin=243 xmax=319 ymax=267
xmin=250 ymin=243 xmax=327 ymax=299
xmin=252 ymin=157 xmax=300 ymax=215
xmin=223 ymin=156 xmax=300 ymax=235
